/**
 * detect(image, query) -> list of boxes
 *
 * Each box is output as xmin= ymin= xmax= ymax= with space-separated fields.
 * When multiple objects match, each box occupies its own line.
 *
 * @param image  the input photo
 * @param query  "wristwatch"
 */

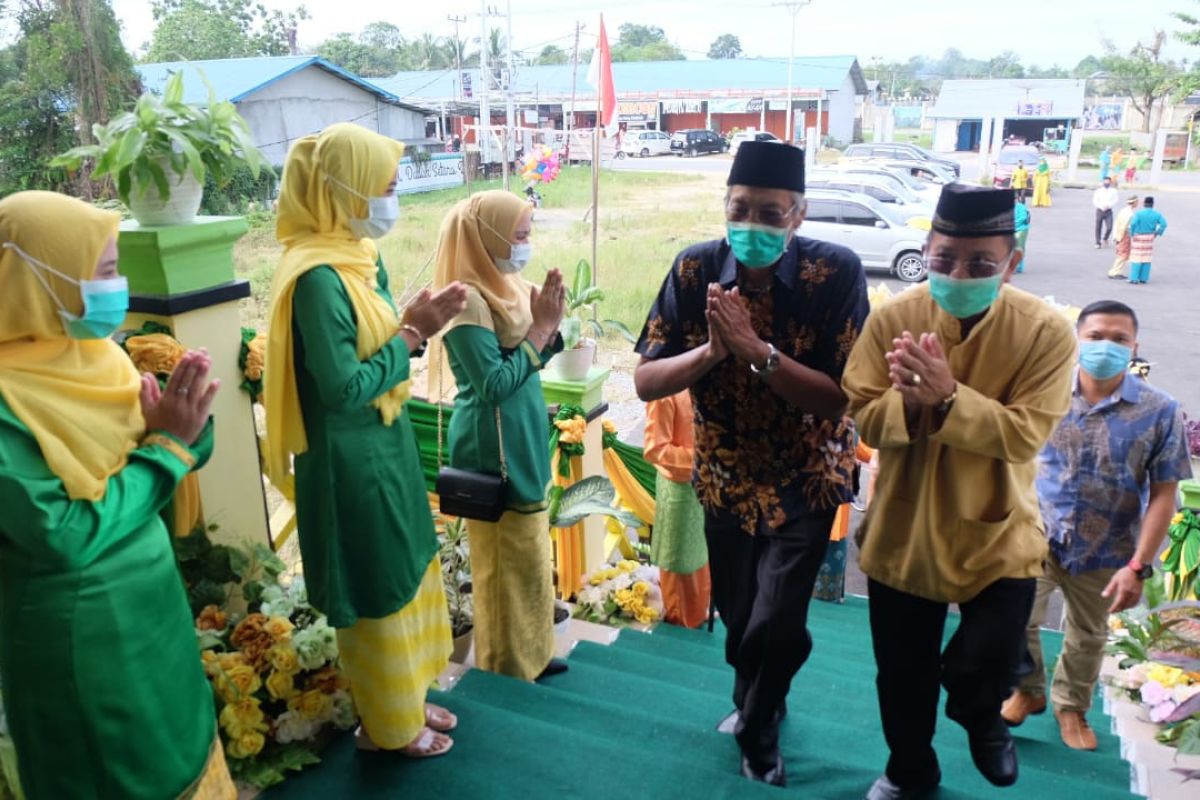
xmin=936 ymin=386 xmax=958 ymax=415
xmin=1128 ymin=559 xmax=1153 ymax=581
xmin=750 ymin=342 xmax=780 ymax=378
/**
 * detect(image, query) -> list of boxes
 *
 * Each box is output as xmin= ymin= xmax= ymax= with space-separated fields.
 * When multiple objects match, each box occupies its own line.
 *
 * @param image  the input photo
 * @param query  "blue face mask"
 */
xmin=928 ymin=272 xmax=1004 ymax=319
xmin=3 ymin=242 xmax=129 ymax=340
xmin=1078 ymin=339 xmax=1132 ymax=380
xmin=727 ymin=222 xmax=789 ymax=269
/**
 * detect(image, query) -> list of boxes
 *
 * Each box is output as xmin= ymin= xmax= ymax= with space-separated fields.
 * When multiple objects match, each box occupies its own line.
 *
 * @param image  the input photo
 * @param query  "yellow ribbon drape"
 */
xmin=550 ymin=450 xmax=586 ymax=600
xmin=602 ymin=448 xmax=656 ymax=529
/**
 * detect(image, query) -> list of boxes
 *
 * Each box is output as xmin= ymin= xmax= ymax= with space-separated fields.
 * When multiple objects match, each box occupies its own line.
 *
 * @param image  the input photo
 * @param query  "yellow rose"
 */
xmin=226 ymin=730 xmax=266 ymax=760
xmin=196 ymin=604 xmax=228 ymax=631
xmin=633 ymin=581 xmax=650 ymax=598
xmin=217 ymin=652 xmax=247 ymax=672
xmin=1148 ymin=664 xmax=1186 ymax=688
xmin=244 ymin=333 xmax=266 ymax=382
xmin=306 ymin=665 xmax=349 ymax=695
xmin=264 ymin=616 xmax=295 ymax=643
xmin=201 ymin=650 xmax=219 ymax=676
xmin=618 ymin=560 xmax=638 ymax=573
xmin=219 ymin=697 xmax=267 ymax=739
xmin=636 ymin=606 xmax=657 ymax=624
xmin=265 ymin=669 xmax=298 ymax=701
xmin=1171 ymin=512 xmax=1185 ymax=527
xmin=602 ymin=420 xmax=616 ymax=435
xmin=289 ymin=689 xmax=334 ymax=721
xmin=125 ymin=333 xmax=185 ymax=375
xmin=267 ymin=644 xmax=301 ymax=676
xmin=216 ymin=664 xmax=263 ymax=704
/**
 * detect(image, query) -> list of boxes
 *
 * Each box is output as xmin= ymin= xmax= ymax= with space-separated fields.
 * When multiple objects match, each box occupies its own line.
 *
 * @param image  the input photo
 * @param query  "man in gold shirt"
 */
xmin=1009 ymin=160 xmax=1029 ymax=202
xmin=843 ymin=183 xmax=1076 ymax=800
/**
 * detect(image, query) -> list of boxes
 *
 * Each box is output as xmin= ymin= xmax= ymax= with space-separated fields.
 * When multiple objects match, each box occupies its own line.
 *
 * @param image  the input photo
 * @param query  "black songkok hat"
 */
xmin=727 ymin=141 xmax=805 ymax=193
xmin=931 ymin=183 xmax=1015 ymax=238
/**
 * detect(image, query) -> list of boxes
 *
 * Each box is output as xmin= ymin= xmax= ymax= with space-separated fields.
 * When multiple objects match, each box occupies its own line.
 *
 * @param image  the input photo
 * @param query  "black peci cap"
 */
xmin=727 ymin=140 xmax=805 ymax=193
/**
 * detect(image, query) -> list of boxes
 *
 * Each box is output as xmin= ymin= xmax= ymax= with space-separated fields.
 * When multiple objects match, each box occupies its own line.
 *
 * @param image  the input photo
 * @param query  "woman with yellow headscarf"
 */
xmin=1032 ymin=156 xmax=1053 ymax=207
xmin=432 ymin=190 xmax=566 ymax=681
xmin=263 ymin=123 xmax=467 ymax=757
xmin=0 ymin=191 xmax=232 ymax=798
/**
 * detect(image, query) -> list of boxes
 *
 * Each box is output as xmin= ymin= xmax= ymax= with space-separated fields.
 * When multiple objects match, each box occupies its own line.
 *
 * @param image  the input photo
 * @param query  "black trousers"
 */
xmin=868 ymin=577 xmax=1036 ymax=788
xmin=705 ymin=511 xmax=834 ymax=769
xmin=1095 ymin=208 xmax=1113 ymax=244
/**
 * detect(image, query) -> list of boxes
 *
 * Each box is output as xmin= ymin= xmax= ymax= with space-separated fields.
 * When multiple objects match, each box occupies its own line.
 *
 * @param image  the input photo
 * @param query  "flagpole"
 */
xmin=591 ymin=17 xmax=602 ymax=289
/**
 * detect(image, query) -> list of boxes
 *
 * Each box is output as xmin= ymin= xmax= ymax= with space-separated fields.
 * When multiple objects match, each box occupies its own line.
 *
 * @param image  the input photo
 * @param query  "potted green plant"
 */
xmin=438 ymin=516 xmax=475 ymax=663
xmin=548 ymin=258 xmax=636 ymax=381
xmin=52 ymin=71 xmax=263 ymax=227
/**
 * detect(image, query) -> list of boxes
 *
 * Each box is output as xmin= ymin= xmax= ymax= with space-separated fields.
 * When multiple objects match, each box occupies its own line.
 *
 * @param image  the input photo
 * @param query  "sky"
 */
xmin=105 ymin=0 xmax=1195 ymax=69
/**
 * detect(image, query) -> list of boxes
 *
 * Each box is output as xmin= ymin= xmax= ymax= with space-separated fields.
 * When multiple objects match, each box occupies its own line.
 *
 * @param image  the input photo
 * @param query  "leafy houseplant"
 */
xmin=550 ymin=259 xmax=636 ymax=381
xmin=52 ymin=71 xmax=262 ymax=226
xmin=437 ymin=516 xmax=474 ymax=662
xmin=547 ymin=475 xmax=642 ymax=533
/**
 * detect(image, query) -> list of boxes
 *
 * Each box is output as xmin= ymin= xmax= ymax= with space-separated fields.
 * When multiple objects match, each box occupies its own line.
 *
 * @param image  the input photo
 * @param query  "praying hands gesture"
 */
xmin=706 ymin=284 xmax=766 ymax=366
xmin=401 ymin=282 xmax=469 ymax=341
xmin=885 ymin=332 xmax=956 ymax=409
xmin=140 ymin=349 xmax=221 ymax=446
xmin=528 ymin=268 xmax=565 ymax=351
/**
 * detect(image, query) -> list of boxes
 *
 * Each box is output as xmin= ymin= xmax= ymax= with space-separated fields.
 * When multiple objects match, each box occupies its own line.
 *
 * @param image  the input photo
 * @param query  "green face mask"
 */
xmin=928 ymin=272 xmax=1004 ymax=319
xmin=727 ymin=222 xmax=789 ymax=269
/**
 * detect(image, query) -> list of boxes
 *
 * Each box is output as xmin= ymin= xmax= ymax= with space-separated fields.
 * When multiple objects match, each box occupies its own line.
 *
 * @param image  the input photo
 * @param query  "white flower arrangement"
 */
xmin=574 ymin=560 xmax=663 ymax=625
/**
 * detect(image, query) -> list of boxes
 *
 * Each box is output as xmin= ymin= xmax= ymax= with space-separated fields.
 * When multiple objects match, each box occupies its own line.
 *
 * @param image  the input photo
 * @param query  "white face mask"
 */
xmin=328 ymin=176 xmax=400 ymax=239
xmin=495 ymin=242 xmax=532 ymax=273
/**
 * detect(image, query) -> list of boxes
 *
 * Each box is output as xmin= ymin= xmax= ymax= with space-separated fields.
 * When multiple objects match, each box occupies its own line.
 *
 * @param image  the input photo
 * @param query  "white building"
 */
xmin=928 ymin=79 xmax=1086 ymax=153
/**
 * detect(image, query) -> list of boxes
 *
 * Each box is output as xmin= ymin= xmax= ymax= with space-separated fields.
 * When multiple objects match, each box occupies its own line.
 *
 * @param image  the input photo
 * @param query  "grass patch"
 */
xmin=894 ymin=128 xmax=933 ymax=149
xmin=233 ymin=167 xmax=719 ymax=336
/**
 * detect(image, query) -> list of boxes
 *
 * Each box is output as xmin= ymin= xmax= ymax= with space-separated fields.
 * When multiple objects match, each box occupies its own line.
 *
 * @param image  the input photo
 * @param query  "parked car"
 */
xmin=823 ymin=162 xmax=942 ymax=206
xmin=729 ymin=130 xmax=781 ymax=155
xmin=618 ymin=129 xmax=673 ymax=158
xmin=992 ymin=145 xmax=1040 ymax=188
xmin=842 ymin=142 xmax=961 ymax=177
xmin=801 ymin=189 xmax=928 ymax=282
xmin=670 ymin=129 xmax=727 ymax=157
xmin=871 ymin=159 xmax=957 ymax=187
xmin=807 ymin=171 xmax=933 ymax=220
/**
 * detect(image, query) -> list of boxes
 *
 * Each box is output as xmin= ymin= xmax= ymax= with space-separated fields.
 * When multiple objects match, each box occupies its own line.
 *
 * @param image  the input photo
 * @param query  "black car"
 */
xmin=670 ymin=129 xmax=727 ymax=157
xmin=843 ymin=142 xmax=961 ymax=177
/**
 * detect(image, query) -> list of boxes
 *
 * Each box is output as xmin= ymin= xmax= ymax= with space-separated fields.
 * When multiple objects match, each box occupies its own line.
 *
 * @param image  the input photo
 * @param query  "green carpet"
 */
xmin=266 ymin=596 xmax=1134 ymax=799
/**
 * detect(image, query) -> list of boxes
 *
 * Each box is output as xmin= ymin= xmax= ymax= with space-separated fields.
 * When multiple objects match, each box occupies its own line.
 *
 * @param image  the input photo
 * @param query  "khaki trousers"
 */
xmin=1019 ymin=553 xmax=1116 ymax=712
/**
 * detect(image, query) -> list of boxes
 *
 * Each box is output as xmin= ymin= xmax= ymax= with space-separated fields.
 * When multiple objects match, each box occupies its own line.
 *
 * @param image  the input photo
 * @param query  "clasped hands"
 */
xmin=885 ymin=331 xmax=956 ymax=409
xmin=704 ymin=284 xmax=769 ymax=367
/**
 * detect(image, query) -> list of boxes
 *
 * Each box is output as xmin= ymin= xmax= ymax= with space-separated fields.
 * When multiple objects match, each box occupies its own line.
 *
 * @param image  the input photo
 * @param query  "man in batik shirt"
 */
xmin=1003 ymin=300 xmax=1192 ymax=750
xmin=634 ymin=140 xmax=868 ymax=787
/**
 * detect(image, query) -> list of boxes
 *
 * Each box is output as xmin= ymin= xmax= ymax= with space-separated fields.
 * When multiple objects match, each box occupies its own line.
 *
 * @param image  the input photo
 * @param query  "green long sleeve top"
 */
xmin=0 ymin=400 xmax=217 ymax=799
xmin=290 ymin=263 xmax=437 ymax=628
xmin=444 ymin=324 xmax=562 ymax=512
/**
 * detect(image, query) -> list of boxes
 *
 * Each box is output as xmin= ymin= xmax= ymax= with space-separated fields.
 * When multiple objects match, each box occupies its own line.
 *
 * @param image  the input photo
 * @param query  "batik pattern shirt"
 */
xmin=635 ymin=237 xmax=868 ymax=535
xmin=1038 ymin=373 xmax=1193 ymax=575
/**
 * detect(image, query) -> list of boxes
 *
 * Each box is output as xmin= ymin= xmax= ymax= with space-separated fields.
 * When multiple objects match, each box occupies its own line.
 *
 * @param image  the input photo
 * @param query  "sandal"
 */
xmin=425 ymin=703 xmax=458 ymax=732
xmin=355 ymin=726 xmax=454 ymax=758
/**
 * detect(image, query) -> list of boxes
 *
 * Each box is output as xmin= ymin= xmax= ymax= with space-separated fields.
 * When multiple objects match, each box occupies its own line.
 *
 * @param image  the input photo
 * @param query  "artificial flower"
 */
xmin=307 ymin=665 xmax=349 ymax=695
xmin=216 ymin=664 xmax=263 ymax=704
xmin=274 ymin=710 xmax=320 ymax=744
xmin=264 ymin=615 xmax=295 ymax=643
xmin=330 ymin=690 xmax=357 ymax=730
xmin=1149 ymin=699 xmax=1179 ymax=723
xmin=555 ymin=416 xmax=587 ymax=444
xmin=293 ymin=620 xmax=339 ymax=670
xmin=219 ymin=697 xmax=267 ymax=739
xmin=290 ymin=689 xmax=334 ymax=722
xmin=1147 ymin=664 xmax=1187 ymax=689
xmin=196 ymin=605 xmax=228 ymax=632
xmin=1140 ymin=679 xmax=1172 ymax=706
xmin=602 ymin=420 xmax=617 ymax=435
xmin=231 ymin=613 xmax=275 ymax=670
xmin=226 ymin=730 xmax=266 ymax=760
xmin=267 ymin=644 xmax=301 ymax=676
xmin=243 ymin=333 xmax=266 ymax=382
xmin=265 ymin=669 xmax=299 ymax=701
xmin=125 ymin=333 xmax=185 ymax=375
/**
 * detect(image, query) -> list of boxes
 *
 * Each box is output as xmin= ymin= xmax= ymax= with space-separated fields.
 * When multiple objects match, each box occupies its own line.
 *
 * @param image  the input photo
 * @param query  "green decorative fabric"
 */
xmin=290 ymin=264 xmax=436 ymax=628
xmin=0 ymin=399 xmax=215 ymax=800
xmin=651 ymin=472 xmax=709 ymax=574
xmin=443 ymin=324 xmax=561 ymax=512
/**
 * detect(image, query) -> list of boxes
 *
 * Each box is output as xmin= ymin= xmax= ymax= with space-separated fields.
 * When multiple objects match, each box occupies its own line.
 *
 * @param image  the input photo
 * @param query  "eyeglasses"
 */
xmin=725 ymin=203 xmax=797 ymax=229
xmin=925 ymin=253 xmax=1011 ymax=279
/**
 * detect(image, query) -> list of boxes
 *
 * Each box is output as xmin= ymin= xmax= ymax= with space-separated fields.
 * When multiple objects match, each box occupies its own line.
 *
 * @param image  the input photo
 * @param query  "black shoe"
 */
xmin=864 ymin=773 xmax=940 ymax=800
xmin=535 ymin=658 xmax=569 ymax=680
xmin=740 ymin=752 xmax=786 ymax=787
xmin=968 ymin=721 xmax=1018 ymax=787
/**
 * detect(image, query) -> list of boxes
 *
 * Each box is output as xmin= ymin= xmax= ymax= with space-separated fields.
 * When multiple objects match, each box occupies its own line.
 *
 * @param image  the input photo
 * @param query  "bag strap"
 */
xmin=435 ymin=344 xmax=506 ymax=481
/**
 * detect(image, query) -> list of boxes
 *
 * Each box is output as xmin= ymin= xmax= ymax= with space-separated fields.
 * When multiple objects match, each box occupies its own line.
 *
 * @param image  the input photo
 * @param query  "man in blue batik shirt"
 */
xmin=1002 ymin=300 xmax=1193 ymax=751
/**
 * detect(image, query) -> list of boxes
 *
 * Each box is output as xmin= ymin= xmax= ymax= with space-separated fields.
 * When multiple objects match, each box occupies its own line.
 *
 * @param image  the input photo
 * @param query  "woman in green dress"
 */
xmin=263 ymin=124 xmax=468 ymax=757
xmin=432 ymin=190 xmax=567 ymax=681
xmin=0 ymin=191 xmax=234 ymax=799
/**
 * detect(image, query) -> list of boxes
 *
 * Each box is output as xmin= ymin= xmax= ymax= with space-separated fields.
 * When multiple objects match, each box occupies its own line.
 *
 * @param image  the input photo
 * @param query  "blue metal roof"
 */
xmin=137 ymin=56 xmax=430 ymax=112
xmin=377 ymin=56 xmax=866 ymax=102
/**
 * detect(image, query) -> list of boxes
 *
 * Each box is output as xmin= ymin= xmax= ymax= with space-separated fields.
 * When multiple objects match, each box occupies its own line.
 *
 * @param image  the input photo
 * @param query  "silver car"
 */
xmin=822 ymin=163 xmax=942 ymax=206
xmin=802 ymin=189 xmax=928 ymax=282
xmin=806 ymin=170 xmax=933 ymax=220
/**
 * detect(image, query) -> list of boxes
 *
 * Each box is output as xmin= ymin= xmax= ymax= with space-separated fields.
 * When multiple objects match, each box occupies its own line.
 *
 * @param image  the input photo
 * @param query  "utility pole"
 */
xmin=504 ymin=0 xmax=516 ymax=192
xmin=447 ymin=14 xmax=467 ymax=103
xmin=565 ymin=21 xmax=583 ymax=163
xmin=774 ymin=0 xmax=812 ymax=144
xmin=479 ymin=2 xmax=494 ymax=167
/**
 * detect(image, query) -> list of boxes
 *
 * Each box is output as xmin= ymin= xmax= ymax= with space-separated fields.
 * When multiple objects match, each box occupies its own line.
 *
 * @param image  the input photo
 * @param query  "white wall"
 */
xmin=236 ymin=66 xmax=427 ymax=165
xmin=827 ymin=73 xmax=859 ymax=145
xmin=932 ymin=119 xmax=959 ymax=153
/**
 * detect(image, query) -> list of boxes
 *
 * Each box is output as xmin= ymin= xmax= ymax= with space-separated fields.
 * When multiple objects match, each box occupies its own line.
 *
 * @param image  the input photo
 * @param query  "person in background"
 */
xmin=1098 ymin=146 xmax=1112 ymax=183
xmin=1092 ymin=176 xmax=1118 ymax=248
xmin=1108 ymin=195 xmax=1139 ymax=280
xmin=1031 ymin=157 xmax=1052 ymax=207
xmin=433 ymin=190 xmax=568 ymax=683
xmin=1009 ymin=161 xmax=1029 ymax=203
xmin=643 ymin=390 xmax=712 ymax=628
xmin=1124 ymin=148 xmax=1141 ymax=185
xmin=1110 ymin=146 xmax=1125 ymax=188
xmin=843 ymin=183 xmax=1076 ymax=800
xmin=264 ymin=123 xmax=469 ymax=758
xmin=1127 ymin=196 xmax=1167 ymax=285
xmin=634 ymin=141 xmax=868 ymax=787
xmin=1014 ymin=193 xmax=1030 ymax=274
xmin=0 ymin=191 xmax=234 ymax=799
xmin=1003 ymin=300 xmax=1192 ymax=750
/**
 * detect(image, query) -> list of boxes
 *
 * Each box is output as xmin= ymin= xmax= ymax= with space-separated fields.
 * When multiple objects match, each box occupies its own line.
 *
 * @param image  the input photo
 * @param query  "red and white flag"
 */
xmin=586 ymin=16 xmax=618 ymax=138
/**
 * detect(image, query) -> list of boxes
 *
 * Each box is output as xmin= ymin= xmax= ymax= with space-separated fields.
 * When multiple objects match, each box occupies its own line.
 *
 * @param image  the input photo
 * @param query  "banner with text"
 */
xmin=396 ymin=153 xmax=464 ymax=195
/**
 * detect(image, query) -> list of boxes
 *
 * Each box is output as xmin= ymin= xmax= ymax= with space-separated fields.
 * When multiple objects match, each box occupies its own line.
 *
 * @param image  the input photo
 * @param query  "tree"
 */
xmin=612 ymin=23 xmax=684 ymax=62
xmin=708 ymin=34 xmax=741 ymax=60
xmin=535 ymin=44 xmax=569 ymax=65
xmin=1101 ymin=31 xmax=1185 ymax=131
xmin=1175 ymin=0 xmax=1200 ymax=46
xmin=145 ymin=0 xmax=309 ymax=61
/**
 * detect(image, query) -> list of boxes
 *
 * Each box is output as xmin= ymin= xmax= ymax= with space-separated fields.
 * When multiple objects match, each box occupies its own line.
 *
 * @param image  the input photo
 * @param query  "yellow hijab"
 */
xmin=263 ymin=123 xmax=409 ymax=484
xmin=0 ymin=191 xmax=141 ymax=501
xmin=433 ymin=190 xmax=534 ymax=348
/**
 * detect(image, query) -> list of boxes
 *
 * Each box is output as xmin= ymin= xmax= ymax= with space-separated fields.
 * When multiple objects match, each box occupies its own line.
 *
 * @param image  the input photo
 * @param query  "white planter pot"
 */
xmin=548 ymin=338 xmax=595 ymax=381
xmin=127 ymin=165 xmax=204 ymax=227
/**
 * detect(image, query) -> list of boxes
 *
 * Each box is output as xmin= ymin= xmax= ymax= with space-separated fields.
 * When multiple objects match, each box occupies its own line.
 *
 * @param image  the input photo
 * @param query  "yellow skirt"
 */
xmin=467 ymin=510 xmax=556 ymax=681
xmin=180 ymin=736 xmax=236 ymax=800
xmin=335 ymin=557 xmax=452 ymax=749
